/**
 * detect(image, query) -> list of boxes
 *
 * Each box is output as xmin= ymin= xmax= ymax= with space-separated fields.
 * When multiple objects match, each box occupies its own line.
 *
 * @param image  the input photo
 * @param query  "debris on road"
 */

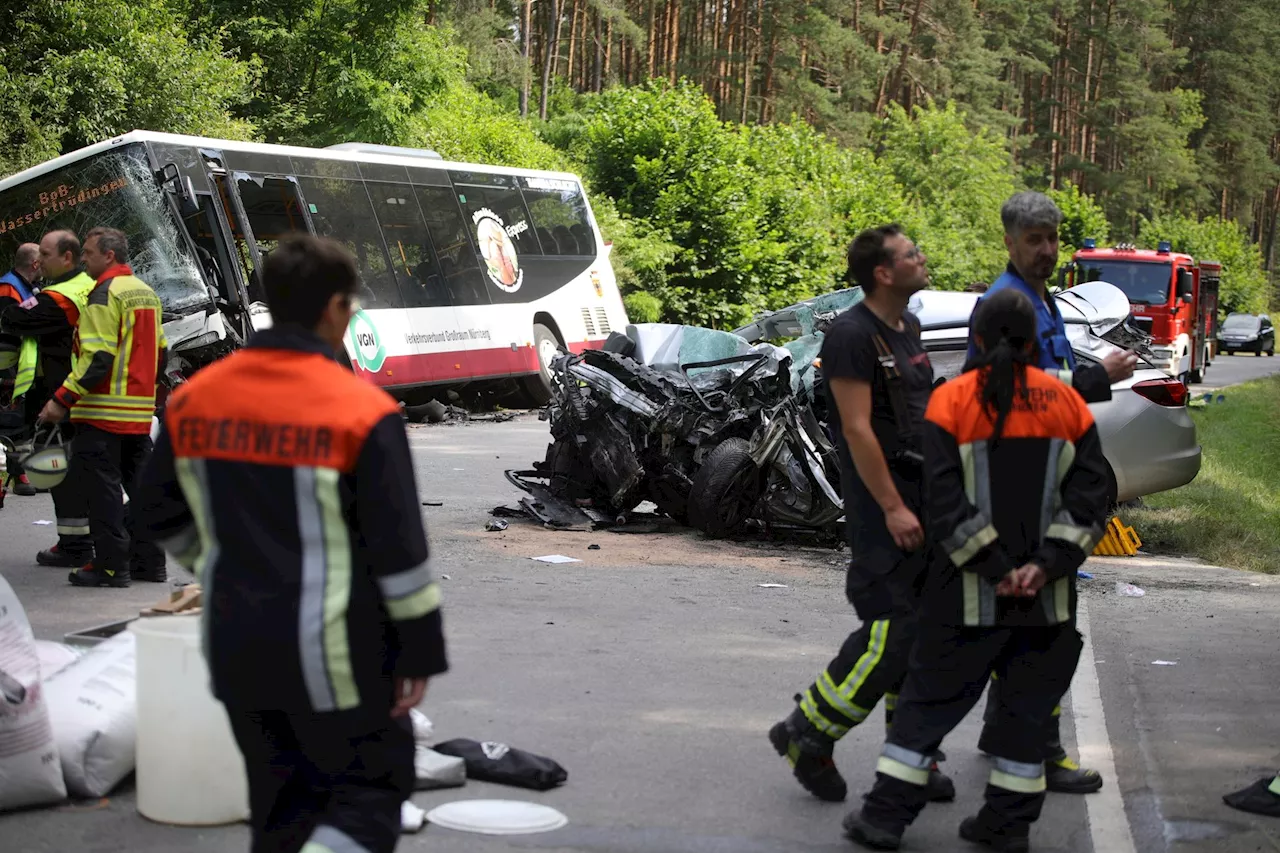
xmin=31 ymin=519 xmax=52 ymax=525
xmin=422 ymin=500 xmax=444 ymax=507
xmin=1077 ymin=570 xmax=1095 ymax=579
xmin=587 ymin=544 xmax=601 ymax=550
xmin=1151 ymin=660 xmax=1178 ymax=666
xmin=532 ymin=555 xmax=581 ymax=564
xmin=757 ymin=583 xmax=789 ymax=589
xmin=485 ymin=519 xmax=509 ymax=532
xmin=1116 ymin=582 xmax=1146 ymax=597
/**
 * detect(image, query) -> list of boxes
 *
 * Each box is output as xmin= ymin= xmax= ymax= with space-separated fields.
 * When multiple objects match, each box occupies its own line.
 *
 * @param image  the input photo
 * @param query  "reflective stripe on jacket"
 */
xmin=134 ymin=326 xmax=448 ymax=713
xmin=12 ymin=272 xmax=94 ymax=399
xmin=922 ymin=365 xmax=1111 ymax=627
xmin=54 ymin=264 xmax=168 ymax=434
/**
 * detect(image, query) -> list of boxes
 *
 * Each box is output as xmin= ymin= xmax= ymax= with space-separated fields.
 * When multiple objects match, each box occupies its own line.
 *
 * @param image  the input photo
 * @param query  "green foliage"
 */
xmin=0 ymin=0 xmax=254 ymax=172
xmin=623 ymin=291 xmax=664 ymax=323
xmin=875 ymin=103 xmax=1017 ymax=291
xmin=1138 ymin=215 xmax=1270 ymax=314
xmin=1049 ymin=182 xmax=1111 ymax=260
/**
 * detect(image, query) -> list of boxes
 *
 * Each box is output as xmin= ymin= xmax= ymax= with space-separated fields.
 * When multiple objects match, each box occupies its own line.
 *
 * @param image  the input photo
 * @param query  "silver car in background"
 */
xmin=911 ymin=284 xmax=1200 ymax=503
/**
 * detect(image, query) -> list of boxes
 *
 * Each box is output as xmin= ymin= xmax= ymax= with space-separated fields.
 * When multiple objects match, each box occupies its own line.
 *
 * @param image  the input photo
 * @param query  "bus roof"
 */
xmin=0 ymin=130 xmax=587 ymax=194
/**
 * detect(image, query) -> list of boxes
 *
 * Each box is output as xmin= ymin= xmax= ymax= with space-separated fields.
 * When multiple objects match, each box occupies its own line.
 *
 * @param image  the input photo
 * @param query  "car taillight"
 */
xmin=1131 ymin=377 xmax=1188 ymax=407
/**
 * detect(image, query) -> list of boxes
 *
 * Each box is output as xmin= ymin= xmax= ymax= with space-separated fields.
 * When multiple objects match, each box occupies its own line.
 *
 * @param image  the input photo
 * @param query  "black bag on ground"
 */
xmin=432 ymin=739 xmax=568 ymax=791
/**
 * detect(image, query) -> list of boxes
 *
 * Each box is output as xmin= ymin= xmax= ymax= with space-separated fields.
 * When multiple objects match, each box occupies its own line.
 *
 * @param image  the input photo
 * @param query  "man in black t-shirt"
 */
xmin=769 ymin=224 xmax=955 ymax=805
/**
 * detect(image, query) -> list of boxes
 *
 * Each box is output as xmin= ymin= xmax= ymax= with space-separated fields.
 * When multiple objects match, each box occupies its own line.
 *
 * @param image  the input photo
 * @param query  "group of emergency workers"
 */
xmin=769 ymin=190 xmax=1278 ymax=851
xmin=0 ymin=227 xmax=168 ymax=587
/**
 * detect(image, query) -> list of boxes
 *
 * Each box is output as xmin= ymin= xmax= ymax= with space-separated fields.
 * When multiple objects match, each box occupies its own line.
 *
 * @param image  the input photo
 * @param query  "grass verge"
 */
xmin=1126 ymin=374 xmax=1280 ymax=574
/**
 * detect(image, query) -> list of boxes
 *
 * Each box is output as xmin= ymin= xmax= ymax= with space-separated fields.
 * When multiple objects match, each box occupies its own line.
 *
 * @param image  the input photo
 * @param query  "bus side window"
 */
xmin=297 ymin=176 xmax=403 ymax=309
xmin=365 ymin=180 xmax=451 ymax=308
xmin=414 ymin=185 xmax=490 ymax=306
xmin=522 ymin=182 xmax=595 ymax=258
xmin=453 ymin=185 xmax=543 ymax=258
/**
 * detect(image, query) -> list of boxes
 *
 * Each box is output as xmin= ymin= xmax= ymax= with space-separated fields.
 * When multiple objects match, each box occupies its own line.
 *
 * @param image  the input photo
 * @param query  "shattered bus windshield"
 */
xmin=0 ymin=143 xmax=207 ymax=312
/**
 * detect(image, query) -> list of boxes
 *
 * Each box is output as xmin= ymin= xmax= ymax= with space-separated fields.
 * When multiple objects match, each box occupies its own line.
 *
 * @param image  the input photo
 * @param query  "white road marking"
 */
xmin=1072 ymin=596 xmax=1137 ymax=853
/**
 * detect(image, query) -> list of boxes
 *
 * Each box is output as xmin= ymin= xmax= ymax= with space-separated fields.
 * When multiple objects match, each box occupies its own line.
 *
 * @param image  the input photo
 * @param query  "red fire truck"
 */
xmin=1061 ymin=240 xmax=1221 ymax=383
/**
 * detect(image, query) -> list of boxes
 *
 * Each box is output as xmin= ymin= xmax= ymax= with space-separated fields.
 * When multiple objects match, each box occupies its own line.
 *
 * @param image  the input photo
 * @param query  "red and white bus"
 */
xmin=0 ymin=131 xmax=628 ymax=404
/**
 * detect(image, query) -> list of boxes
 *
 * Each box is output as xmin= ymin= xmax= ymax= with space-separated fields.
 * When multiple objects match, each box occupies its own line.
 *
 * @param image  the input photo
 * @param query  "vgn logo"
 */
xmin=347 ymin=310 xmax=387 ymax=373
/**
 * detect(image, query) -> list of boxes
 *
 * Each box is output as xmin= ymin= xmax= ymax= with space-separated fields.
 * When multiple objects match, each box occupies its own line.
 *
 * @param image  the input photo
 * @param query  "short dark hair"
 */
xmin=14 ymin=243 xmax=38 ymax=269
xmin=263 ymin=233 xmax=359 ymax=328
xmin=48 ymin=230 xmax=81 ymax=264
xmin=86 ymin=227 xmax=129 ymax=263
xmin=845 ymin=224 xmax=904 ymax=294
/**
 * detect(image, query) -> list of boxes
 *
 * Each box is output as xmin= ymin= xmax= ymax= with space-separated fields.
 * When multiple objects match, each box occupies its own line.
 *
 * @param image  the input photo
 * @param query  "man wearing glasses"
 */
xmin=770 ymin=224 xmax=955 ymax=806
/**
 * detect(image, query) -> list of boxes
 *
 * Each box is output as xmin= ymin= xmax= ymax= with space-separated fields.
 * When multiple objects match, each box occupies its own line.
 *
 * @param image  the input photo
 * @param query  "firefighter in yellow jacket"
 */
xmin=38 ymin=227 xmax=168 ymax=588
xmin=844 ymin=287 xmax=1110 ymax=852
xmin=1 ymin=230 xmax=95 ymax=564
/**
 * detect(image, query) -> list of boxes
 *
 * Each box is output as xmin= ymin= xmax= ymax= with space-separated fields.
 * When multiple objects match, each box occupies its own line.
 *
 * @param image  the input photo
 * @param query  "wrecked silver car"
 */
xmin=511 ymin=290 xmax=865 ymax=537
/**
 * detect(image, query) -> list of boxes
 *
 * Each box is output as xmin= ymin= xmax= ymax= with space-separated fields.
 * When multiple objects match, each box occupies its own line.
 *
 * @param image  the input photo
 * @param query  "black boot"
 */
xmin=959 ymin=815 xmax=1030 ymax=852
xmin=769 ymin=702 xmax=847 ymax=802
xmin=1045 ymin=756 xmax=1103 ymax=794
xmin=37 ymin=544 xmax=94 ymax=568
xmin=843 ymin=813 xmax=903 ymax=850
xmin=1223 ymin=777 xmax=1280 ymax=817
xmin=68 ymin=563 xmax=130 ymax=588
xmin=928 ymin=762 xmax=957 ymax=802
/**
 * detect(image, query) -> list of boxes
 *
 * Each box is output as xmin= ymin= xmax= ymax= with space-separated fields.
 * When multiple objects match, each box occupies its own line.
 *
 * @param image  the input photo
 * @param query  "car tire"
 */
xmin=518 ymin=323 xmax=560 ymax=408
xmin=687 ymin=438 xmax=762 ymax=538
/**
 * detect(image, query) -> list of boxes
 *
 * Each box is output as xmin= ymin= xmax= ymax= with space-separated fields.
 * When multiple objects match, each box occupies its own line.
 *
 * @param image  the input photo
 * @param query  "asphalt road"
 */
xmin=1190 ymin=348 xmax=1280 ymax=392
xmin=2 ymin=416 xmax=1280 ymax=853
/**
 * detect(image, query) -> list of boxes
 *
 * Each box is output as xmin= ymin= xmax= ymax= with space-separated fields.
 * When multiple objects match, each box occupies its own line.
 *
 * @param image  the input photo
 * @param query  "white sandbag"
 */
xmin=408 ymin=708 xmax=434 ymax=744
xmin=401 ymin=800 xmax=426 ymax=833
xmin=415 ymin=745 xmax=466 ymax=790
xmin=0 ymin=574 xmax=66 ymax=810
xmin=43 ymin=631 xmax=136 ymax=798
xmin=35 ymin=641 xmax=83 ymax=681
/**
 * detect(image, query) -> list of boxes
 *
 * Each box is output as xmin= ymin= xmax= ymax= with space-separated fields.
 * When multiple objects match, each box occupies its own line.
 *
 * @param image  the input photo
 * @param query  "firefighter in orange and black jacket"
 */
xmin=38 ymin=227 xmax=168 ymax=587
xmin=135 ymin=233 xmax=447 ymax=853
xmin=844 ymin=287 xmax=1110 ymax=852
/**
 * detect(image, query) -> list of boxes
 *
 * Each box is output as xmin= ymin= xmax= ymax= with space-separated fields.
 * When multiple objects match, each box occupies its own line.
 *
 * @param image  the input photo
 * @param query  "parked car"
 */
xmin=1218 ymin=312 xmax=1275 ymax=356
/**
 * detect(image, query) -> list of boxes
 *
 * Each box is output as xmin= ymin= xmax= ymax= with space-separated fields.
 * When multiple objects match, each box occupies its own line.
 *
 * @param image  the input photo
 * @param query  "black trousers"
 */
xmin=799 ymin=613 xmax=917 ymax=740
xmin=46 ymin=422 xmax=91 ymax=554
xmin=72 ymin=425 xmax=164 ymax=574
xmin=227 ymin=708 xmax=415 ymax=853
xmin=859 ymin=621 xmax=1083 ymax=837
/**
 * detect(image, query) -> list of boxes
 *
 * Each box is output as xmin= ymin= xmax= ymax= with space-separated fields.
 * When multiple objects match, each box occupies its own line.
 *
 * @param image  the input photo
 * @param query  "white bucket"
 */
xmin=129 ymin=615 xmax=249 ymax=825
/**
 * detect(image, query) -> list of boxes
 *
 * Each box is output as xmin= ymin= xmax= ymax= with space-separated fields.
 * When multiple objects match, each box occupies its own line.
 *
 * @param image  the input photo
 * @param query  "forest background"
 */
xmin=0 ymin=0 xmax=1276 ymax=328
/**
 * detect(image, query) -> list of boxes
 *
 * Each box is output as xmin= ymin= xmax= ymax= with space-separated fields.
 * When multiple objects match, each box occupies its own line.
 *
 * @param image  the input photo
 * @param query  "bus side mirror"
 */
xmin=1176 ymin=269 xmax=1194 ymax=302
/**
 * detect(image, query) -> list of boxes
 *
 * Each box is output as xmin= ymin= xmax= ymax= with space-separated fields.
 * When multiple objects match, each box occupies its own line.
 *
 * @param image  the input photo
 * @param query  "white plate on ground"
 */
xmin=425 ymin=799 xmax=568 ymax=835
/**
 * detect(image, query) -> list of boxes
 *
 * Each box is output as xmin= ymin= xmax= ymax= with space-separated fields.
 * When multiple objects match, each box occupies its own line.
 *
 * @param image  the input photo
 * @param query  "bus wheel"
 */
xmin=518 ymin=323 xmax=560 ymax=408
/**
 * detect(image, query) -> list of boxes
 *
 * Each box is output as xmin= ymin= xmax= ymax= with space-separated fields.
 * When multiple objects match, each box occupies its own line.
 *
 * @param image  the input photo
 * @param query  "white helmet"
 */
xmin=22 ymin=428 xmax=69 ymax=490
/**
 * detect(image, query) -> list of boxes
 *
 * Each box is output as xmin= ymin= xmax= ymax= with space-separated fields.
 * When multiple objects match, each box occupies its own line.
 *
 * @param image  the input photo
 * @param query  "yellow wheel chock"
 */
xmin=1092 ymin=516 xmax=1142 ymax=557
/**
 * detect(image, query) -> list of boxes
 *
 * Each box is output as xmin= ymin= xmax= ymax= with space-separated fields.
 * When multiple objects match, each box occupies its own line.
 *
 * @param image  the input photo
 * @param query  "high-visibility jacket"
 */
xmin=134 ymin=325 xmax=448 ymax=713
xmin=922 ymin=364 xmax=1110 ymax=627
xmin=6 ymin=270 xmax=94 ymax=399
xmin=53 ymin=264 xmax=168 ymax=434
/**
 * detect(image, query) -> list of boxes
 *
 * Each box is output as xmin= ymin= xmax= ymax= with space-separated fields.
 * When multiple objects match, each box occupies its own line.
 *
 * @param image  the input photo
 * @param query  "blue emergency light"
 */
xmin=1158 ymin=240 xmax=1172 ymax=253
xmin=1083 ymin=238 xmax=1097 ymax=249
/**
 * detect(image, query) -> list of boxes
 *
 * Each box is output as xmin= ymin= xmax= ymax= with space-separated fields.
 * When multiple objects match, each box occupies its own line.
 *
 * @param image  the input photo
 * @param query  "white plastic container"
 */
xmin=129 ymin=615 xmax=249 ymax=825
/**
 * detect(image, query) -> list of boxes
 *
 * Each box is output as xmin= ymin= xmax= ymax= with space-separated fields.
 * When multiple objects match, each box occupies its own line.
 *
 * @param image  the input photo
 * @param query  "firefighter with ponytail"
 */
xmin=845 ymin=287 xmax=1110 ymax=852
